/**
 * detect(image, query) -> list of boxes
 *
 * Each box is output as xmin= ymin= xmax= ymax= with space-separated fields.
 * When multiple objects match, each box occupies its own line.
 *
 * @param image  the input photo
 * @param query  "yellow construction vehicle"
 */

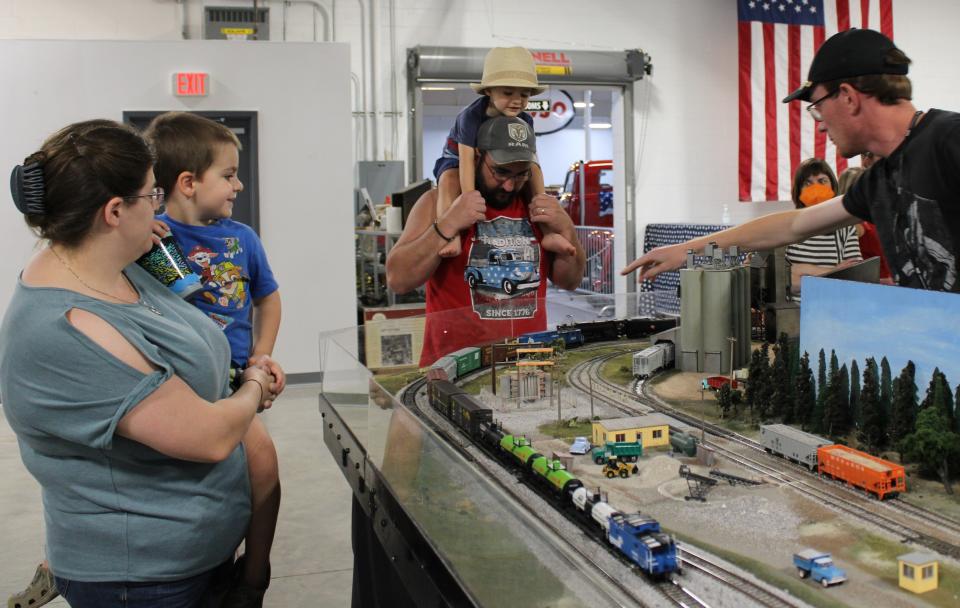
xmin=603 ymin=457 xmax=639 ymax=479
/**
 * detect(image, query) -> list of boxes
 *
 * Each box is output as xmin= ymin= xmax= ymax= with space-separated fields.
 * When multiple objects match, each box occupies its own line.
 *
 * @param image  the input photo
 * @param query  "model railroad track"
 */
xmin=888 ymin=498 xmax=960 ymax=539
xmin=565 ymin=355 xmax=813 ymax=608
xmin=679 ymin=547 xmax=796 ymax=608
xmin=569 ymin=355 xmax=960 ymax=561
xmin=397 ymin=377 xmax=651 ymax=608
xmin=656 ymin=578 xmax=709 ymax=608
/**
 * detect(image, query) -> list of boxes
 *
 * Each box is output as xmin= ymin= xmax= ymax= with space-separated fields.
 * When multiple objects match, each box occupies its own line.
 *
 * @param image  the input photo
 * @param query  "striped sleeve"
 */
xmin=786 ymin=233 xmax=843 ymax=265
xmin=839 ymin=226 xmax=862 ymax=261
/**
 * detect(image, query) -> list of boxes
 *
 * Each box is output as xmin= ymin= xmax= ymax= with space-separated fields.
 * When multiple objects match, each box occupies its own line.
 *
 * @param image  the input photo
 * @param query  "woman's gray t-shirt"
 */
xmin=0 ymin=263 xmax=250 ymax=582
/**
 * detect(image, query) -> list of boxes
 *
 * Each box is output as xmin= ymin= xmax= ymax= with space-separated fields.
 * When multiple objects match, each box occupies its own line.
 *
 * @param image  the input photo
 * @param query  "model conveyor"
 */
xmin=678 ymin=464 xmax=717 ymax=502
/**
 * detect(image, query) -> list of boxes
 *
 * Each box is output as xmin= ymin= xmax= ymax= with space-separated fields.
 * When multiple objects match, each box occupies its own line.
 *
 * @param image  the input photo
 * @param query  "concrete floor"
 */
xmin=0 ymin=384 xmax=359 ymax=608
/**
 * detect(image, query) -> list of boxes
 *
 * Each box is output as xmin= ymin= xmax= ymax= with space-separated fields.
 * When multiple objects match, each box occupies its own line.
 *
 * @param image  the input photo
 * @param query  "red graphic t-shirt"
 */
xmin=420 ymin=197 xmax=550 ymax=366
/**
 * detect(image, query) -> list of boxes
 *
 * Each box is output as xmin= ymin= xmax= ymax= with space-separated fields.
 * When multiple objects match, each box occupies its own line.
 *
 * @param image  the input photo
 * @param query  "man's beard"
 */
xmin=476 ymin=179 xmax=515 ymax=209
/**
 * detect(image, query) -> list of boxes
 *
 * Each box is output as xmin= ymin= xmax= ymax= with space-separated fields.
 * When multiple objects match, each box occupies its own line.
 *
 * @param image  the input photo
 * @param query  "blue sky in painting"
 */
xmin=799 ymin=277 xmax=960 ymax=394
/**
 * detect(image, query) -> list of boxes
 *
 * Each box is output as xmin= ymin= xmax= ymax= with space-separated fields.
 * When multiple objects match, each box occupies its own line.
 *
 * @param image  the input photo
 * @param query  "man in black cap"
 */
xmin=386 ymin=116 xmax=585 ymax=366
xmin=624 ymin=28 xmax=960 ymax=292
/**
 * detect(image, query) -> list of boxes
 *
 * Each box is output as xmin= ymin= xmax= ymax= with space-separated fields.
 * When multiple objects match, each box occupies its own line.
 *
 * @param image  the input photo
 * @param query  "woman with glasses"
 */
xmin=0 ymin=120 xmax=279 ymax=608
xmin=785 ymin=158 xmax=862 ymax=298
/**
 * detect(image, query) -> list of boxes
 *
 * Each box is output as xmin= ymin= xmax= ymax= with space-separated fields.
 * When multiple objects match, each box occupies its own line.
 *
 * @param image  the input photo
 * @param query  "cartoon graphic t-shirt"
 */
xmin=158 ymin=214 xmax=279 ymax=366
xmin=421 ymin=196 xmax=550 ymax=366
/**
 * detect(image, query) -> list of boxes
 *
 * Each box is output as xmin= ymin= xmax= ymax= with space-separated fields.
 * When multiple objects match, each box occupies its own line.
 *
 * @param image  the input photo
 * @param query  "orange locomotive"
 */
xmin=817 ymin=445 xmax=906 ymax=500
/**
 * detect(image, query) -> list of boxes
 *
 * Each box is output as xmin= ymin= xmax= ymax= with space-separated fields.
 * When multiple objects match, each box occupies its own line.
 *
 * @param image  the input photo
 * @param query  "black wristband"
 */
xmin=433 ymin=220 xmax=454 ymax=242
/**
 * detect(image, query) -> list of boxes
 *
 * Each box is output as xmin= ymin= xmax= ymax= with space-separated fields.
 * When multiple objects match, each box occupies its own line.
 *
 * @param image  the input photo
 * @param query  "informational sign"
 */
xmin=525 ymin=99 xmax=550 ymax=113
xmin=532 ymin=50 xmax=573 ymax=76
xmin=173 ymin=72 xmax=209 ymax=97
xmin=529 ymin=89 xmax=575 ymax=136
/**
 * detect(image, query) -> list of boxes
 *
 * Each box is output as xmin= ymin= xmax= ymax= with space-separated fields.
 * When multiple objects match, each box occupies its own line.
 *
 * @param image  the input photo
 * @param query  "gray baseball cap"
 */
xmin=477 ymin=116 xmax=539 ymax=165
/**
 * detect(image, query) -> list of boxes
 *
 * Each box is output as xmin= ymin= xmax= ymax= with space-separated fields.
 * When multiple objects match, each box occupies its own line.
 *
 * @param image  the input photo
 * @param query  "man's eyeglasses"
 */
xmin=806 ymin=89 xmax=840 ymax=122
xmin=484 ymin=159 xmax=532 ymax=184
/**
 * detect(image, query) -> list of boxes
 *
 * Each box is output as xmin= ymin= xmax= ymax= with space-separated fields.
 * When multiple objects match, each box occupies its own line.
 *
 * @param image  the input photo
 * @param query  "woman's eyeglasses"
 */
xmin=124 ymin=187 xmax=165 ymax=215
xmin=124 ymin=187 xmax=165 ymax=204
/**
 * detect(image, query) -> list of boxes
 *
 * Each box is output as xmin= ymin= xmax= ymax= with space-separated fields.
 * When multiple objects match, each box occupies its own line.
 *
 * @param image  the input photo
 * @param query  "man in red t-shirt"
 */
xmin=386 ymin=116 xmax=585 ymax=366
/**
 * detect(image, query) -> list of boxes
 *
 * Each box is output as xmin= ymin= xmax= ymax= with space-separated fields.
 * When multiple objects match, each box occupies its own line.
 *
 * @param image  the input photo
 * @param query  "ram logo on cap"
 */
xmin=508 ymin=123 xmax=529 ymax=143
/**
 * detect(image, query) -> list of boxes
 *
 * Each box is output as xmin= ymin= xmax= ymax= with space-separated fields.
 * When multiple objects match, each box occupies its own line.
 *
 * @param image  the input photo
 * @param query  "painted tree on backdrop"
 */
xmin=837 ymin=364 xmax=851 ymax=434
xmin=793 ymin=352 xmax=816 ymax=428
xmin=811 ymin=349 xmax=828 ymax=433
xmin=921 ymin=368 xmax=955 ymax=429
xmin=888 ymin=361 xmax=918 ymax=459
xmin=880 ymin=357 xmax=893 ymax=424
xmin=849 ymin=359 xmax=861 ymax=429
xmin=822 ymin=350 xmax=851 ymax=437
xmin=858 ymin=357 xmax=886 ymax=453
xmin=901 ymin=406 xmax=960 ymax=494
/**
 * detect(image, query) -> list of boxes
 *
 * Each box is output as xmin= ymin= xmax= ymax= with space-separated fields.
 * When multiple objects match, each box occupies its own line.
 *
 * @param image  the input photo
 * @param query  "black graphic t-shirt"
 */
xmin=843 ymin=109 xmax=960 ymax=291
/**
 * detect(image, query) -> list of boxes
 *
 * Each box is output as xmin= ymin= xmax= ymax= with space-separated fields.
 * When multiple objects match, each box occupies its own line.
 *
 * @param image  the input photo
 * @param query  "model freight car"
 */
xmin=632 ymin=342 xmax=675 ymax=378
xmin=448 ymin=347 xmax=482 ymax=378
xmin=518 ymin=328 xmax=585 ymax=348
xmin=817 ymin=445 xmax=906 ymax=499
xmin=562 ymin=319 xmax=625 ymax=343
xmin=449 ymin=393 xmax=493 ymax=437
xmin=623 ymin=317 xmax=679 ymax=339
xmin=479 ymin=341 xmax=521 ymax=367
xmin=531 ymin=457 xmax=584 ymax=496
xmin=760 ymin=424 xmax=832 ymax=471
xmin=428 ymin=380 xmax=465 ymax=419
xmin=431 ymin=355 xmax=458 ymax=382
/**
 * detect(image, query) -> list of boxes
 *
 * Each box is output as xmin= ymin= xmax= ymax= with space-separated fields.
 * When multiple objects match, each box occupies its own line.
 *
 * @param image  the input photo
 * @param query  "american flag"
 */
xmin=738 ymin=0 xmax=894 ymax=202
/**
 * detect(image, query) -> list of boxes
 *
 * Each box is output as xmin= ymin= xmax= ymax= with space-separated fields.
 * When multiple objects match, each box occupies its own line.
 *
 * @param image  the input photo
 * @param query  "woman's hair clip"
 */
xmin=10 ymin=162 xmax=46 ymax=215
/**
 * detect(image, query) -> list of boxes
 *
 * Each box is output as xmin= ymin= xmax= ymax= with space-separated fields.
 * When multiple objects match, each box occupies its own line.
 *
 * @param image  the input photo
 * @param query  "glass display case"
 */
xmin=318 ymin=316 xmax=650 ymax=607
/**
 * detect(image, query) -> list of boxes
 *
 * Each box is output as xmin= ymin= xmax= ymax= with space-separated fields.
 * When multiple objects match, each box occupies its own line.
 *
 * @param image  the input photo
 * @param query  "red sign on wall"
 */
xmin=173 ymin=72 xmax=208 ymax=97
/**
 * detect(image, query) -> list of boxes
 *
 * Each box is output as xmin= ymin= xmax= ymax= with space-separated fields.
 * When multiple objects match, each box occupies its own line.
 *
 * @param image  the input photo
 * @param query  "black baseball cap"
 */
xmin=477 ymin=116 xmax=538 ymax=165
xmin=783 ymin=28 xmax=908 ymax=103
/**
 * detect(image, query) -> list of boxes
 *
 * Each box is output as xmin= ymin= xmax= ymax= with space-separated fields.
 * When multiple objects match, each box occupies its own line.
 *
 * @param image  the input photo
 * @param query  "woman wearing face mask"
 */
xmin=785 ymin=158 xmax=862 ymax=297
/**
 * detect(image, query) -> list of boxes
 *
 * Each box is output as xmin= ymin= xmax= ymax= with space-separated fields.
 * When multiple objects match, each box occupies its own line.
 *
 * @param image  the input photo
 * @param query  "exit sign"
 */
xmin=173 ymin=72 xmax=209 ymax=97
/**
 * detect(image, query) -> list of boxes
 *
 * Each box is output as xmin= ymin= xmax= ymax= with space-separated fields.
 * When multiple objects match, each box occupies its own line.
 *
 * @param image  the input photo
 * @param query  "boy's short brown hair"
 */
xmin=143 ymin=112 xmax=241 ymax=196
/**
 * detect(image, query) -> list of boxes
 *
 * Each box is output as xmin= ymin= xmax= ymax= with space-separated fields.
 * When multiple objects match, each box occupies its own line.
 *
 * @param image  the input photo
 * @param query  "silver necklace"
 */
xmin=49 ymin=247 xmax=163 ymax=316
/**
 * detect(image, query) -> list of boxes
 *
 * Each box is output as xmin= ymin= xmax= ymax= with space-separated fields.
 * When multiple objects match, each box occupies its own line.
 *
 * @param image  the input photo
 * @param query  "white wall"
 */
xmin=4 ymin=1 xmax=960 ymax=344
xmin=0 ymin=39 xmax=354 ymax=375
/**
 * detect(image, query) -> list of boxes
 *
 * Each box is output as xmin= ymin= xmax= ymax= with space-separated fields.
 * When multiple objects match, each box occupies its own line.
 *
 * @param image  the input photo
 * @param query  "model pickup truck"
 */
xmin=464 ymin=248 xmax=539 ymax=295
xmin=793 ymin=549 xmax=847 ymax=587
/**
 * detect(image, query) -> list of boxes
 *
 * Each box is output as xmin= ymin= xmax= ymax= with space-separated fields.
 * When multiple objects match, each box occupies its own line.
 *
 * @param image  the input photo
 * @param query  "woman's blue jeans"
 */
xmin=53 ymin=560 xmax=232 ymax=608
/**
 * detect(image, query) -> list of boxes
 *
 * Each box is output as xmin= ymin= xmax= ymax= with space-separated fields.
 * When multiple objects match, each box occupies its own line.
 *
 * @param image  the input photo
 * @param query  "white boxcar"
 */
xmin=431 ymin=355 xmax=458 ymax=382
xmin=760 ymin=424 xmax=832 ymax=470
xmin=632 ymin=343 xmax=675 ymax=378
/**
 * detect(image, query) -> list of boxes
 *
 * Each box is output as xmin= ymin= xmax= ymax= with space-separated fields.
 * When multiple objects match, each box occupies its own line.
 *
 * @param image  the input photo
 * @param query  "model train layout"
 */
xmin=427 ymin=377 xmax=681 ymax=578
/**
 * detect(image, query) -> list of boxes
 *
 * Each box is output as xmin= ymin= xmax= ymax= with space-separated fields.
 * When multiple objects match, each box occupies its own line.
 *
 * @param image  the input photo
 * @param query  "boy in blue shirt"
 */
xmin=145 ymin=111 xmax=282 ymax=607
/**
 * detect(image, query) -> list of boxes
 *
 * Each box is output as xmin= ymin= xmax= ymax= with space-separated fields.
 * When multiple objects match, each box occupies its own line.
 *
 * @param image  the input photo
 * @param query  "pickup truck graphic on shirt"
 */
xmin=464 ymin=247 xmax=539 ymax=295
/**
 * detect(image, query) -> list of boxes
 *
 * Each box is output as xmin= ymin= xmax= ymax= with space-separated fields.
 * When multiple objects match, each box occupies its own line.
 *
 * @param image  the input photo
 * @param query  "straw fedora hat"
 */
xmin=470 ymin=47 xmax=548 ymax=95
